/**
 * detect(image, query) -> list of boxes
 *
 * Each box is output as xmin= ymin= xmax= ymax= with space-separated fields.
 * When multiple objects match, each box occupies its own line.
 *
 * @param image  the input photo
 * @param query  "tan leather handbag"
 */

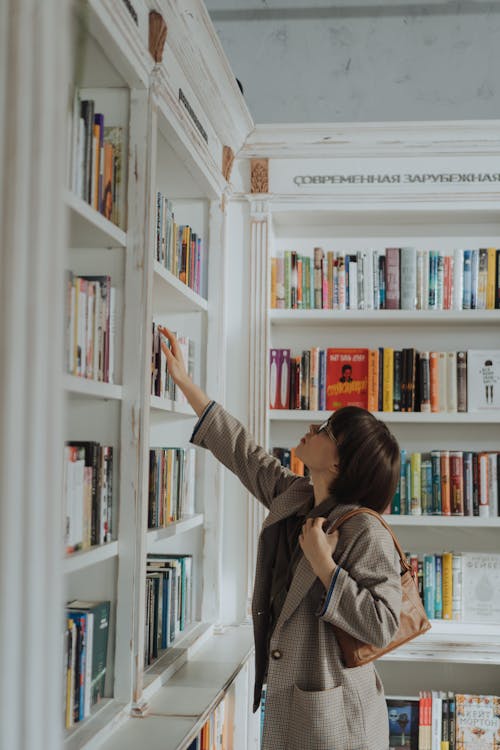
xmin=328 ymin=507 xmax=432 ymax=667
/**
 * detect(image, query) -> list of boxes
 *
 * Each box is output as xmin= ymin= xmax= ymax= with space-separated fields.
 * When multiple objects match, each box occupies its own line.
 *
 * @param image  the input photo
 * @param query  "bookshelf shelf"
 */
xmin=150 ymin=396 xmax=196 ymax=417
xmin=65 ymin=191 xmax=127 ymax=249
xmin=268 ymin=409 xmax=500 ymax=424
xmin=384 ymin=515 xmax=500 ymax=527
xmin=64 ymin=375 xmax=123 ymax=400
xmin=269 ymin=309 xmax=500 ymax=327
xmin=382 ymin=621 xmax=500 ymax=665
xmin=142 ymin=622 xmax=214 ymax=701
xmin=102 ymin=626 xmax=254 ymax=750
xmin=64 ymin=697 xmax=126 ymax=750
xmin=146 ymin=515 xmax=204 ymax=549
xmin=63 ymin=541 xmax=119 ymax=574
xmin=153 ymin=261 xmax=208 ymax=313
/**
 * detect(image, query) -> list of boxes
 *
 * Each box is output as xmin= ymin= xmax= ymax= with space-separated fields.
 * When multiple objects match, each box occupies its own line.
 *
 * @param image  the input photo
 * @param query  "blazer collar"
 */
xmin=274 ymin=501 xmax=361 ymax=630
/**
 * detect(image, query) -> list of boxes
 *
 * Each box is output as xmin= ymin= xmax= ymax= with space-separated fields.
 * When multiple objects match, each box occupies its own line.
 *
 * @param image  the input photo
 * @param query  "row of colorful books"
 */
xmin=64 ymin=442 xmax=113 ymax=554
xmin=394 ymin=450 xmax=499 ymax=517
xmin=65 ymin=272 xmax=116 ymax=384
xmin=386 ymin=692 xmax=500 ymax=750
xmin=404 ymin=551 xmax=500 ymax=623
xmin=64 ymin=600 xmax=110 ymax=729
xmin=269 ymin=348 xmax=500 ymax=413
xmin=155 ymin=192 xmax=208 ymax=298
xmin=151 ymin=323 xmax=194 ymax=403
xmin=270 ymin=247 xmax=500 ymax=310
xmin=145 ymin=554 xmax=193 ymax=666
xmin=68 ymin=95 xmax=123 ymax=227
xmin=272 ymin=446 xmax=500 ymax=518
xmin=148 ymin=447 xmax=196 ymax=529
xmin=186 ymin=698 xmax=228 ymax=750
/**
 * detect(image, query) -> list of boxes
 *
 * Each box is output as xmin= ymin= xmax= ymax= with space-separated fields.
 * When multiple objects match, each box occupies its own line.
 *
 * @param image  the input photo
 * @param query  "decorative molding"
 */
xmin=222 ymin=145 xmax=235 ymax=182
xmin=246 ymin=202 xmax=270 ymax=617
xmin=250 ymin=158 xmax=269 ymax=193
xmin=241 ymin=121 xmax=500 ymax=159
xmin=149 ymin=11 xmax=167 ymax=63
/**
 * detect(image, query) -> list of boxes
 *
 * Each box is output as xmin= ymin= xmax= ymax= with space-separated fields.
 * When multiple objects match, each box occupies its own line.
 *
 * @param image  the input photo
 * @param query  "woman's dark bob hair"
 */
xmin=327 ymin=406 xmax=400 ymax=513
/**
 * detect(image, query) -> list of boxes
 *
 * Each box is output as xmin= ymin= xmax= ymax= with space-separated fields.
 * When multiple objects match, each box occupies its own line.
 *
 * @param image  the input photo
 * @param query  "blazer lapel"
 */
xmin=262 ymin=480 xmax=312 ymax=530
xmin=274 ymin=502 xmax=361 ymax=628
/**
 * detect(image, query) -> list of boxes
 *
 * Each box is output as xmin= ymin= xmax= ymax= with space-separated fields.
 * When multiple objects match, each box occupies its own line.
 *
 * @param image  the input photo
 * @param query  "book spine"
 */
xmin=462 ymin=451 xmax=473 ymax=516
xmin=456 ymin=351 xmax=467 ymax=412
xmin=400 ymin=246 xmax=417 ymax=309
xmin=453 ymin=249 xmax=463 ymax=310
xmin=486 ymin=247 xmax=496 ymax=309
xmin=440 ymin=450 xmax=451 ymax=515
xmin=436 ymin=253 xmax=444 ymax=310
xmin=410 ymin=451 xmax=422 ymax=515
xmin=431 ymin=451 xmax=442 ymax=514
xmin=382 ymin=348 xmax=394 ymax=412
xmin=313 ymin=247 xmax=323 ymax=309
xmin=470 ymin=249 xmax=478 ymax=309
xmin=367 ymin=349 xmax=379 ymax=412
xmin=451 ymin=554 xmax=462 ymax=620
xmin=399 ymin=449 xmax=407 ymax=514
xmin=446 ymin=351 xmax=457 ymax=412
xmin=424 ymin=554 xmax=436 ymax=619
xmin=419 ymin=351 xmax=431 ymax=413
xmin=442 ymin=552 xmax=453 ymax=620
xmin=462 ymin=250 xmax=472 ymax=309
xmin=434 ymin=554 xmax=443 ymax=619
xmin=478 ymin=452 xmax=490 ymax=517
xmin=393 ymin=349 xmax=402 ymax=412
xmin=421 ymin=458 xmax=433 ymax=514
xmin=450 ymin=451 xmax=464 ymax=515
xmin=385 ymin=247 xmax=400 ymax=309
xmin=430 ymin=351 xmax=439 ymax=412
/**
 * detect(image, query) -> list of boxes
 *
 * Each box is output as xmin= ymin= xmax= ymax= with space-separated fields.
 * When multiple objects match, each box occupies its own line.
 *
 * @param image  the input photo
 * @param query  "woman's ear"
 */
xmin=329 ymin=462 xmax=339 ymax=477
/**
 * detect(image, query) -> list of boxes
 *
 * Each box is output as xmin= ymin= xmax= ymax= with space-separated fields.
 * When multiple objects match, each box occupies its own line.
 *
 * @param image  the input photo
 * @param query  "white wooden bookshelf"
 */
xmin=63 ymin=541 xmax=119 ymax=574
xmin=153 ymin=260 xmax=209 ymax=313
xmin=384 ymin=515 xmax=500 ymax=527
xmin=150 ymin=395 xmax=196 ymax=416
xmin=64 ymin=374 xmax=123 ymax=400
xmin=65 ymin=190 xmax=127 ymax=249
xmin=57 ymin=2 xmax=255 ymax=750
xmin=235 ymin=123 xmax=500 ymax=702
xmin=268 ymin=408 xmax=500 ymax=424
xmin=146 ymin=514 xmax=204 ymax=549
xmin=270 ymin=309 xmax=500 ymax=326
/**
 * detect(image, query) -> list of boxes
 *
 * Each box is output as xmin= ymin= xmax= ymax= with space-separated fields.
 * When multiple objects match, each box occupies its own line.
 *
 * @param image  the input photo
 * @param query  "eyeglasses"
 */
xmin=317 ymin=420 xmax=338 ymax=446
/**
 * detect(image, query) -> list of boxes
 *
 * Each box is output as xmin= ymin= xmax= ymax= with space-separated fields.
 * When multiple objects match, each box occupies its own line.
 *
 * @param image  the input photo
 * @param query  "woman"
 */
xmin=159 ymin=326 xmax=402 ymax=750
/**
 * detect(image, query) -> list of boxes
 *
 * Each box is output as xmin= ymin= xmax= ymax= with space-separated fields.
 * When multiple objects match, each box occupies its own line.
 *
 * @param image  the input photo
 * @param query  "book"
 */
xmin=461 ymin=553 xmax=500 ymax=623
xmin=67 ymin=600 xmax=110 ymax=706
xmin=455 ymin=694 xmax=500 ymax=749
xmin=325 ymin=348 xmax=368 ymax=410
xmin=386 ymin=698 xmax=419 ymax=749
xmin=467 ymin=350 xmax=500 ymax=410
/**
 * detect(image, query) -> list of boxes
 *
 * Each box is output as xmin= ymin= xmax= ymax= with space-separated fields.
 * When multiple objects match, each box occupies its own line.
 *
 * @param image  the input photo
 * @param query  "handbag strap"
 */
xmin=328 ymin=507 xmax=412 ymax=575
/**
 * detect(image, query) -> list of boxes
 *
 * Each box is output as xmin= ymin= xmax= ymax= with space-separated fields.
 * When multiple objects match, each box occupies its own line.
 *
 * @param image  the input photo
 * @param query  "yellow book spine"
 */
xmin=486 ymin=247 xmax=496 ymax=309
xmin=367 ymin=349 xmax=379 ymax=412
xmin=270 ymin=257 xmax=277 ymax=308
xmin=442 ymin=551 xmax=453 ymax=619
xmin=410 ymin=452 xmax=421 ymax=514
xmin=383 ymin=348 xmax=394 ymax=412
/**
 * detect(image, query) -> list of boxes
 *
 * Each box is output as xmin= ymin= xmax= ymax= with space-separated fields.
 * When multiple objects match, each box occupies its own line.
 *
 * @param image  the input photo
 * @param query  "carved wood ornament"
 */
xmin=250 ymin=158 xmax=269 ymax=193
xmin=149 ymin=11 xmax=167 ymax=63
xmin=222 ymin=145 xmax=234 ymax=182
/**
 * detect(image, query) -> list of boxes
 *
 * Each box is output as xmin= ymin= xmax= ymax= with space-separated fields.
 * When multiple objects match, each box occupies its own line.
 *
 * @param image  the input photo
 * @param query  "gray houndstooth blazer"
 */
xmin=191 ymin=402 xmax=402 ymax=750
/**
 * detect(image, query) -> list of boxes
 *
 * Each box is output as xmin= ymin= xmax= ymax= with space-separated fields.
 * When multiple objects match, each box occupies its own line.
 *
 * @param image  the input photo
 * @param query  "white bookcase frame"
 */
xmin=235 ymin=121 xmax=500 ymax=699
xmin=59 ymin=2 xmax=256 ymax=750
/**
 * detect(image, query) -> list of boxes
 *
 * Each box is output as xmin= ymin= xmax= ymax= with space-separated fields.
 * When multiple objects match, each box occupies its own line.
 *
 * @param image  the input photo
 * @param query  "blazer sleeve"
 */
xmin=317 ymin=516 xmax=402 ymax=649
xmin=190 ymin=401 xmax=307 ymax=510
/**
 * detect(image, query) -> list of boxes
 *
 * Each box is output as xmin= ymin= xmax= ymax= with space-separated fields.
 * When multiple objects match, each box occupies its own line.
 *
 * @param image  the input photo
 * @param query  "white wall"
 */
xmin=205 ymin=0 xmax=500 ymax=123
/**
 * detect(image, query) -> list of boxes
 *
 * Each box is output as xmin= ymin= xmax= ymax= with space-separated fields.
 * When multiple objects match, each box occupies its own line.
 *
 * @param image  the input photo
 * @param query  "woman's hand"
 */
xmin=157 ymin=326 xmax=210 ymax=417
xmin=299 ymin=518 xmax=339 ymax=590
xmin=158 ymin=326 xmax=190 ymax=387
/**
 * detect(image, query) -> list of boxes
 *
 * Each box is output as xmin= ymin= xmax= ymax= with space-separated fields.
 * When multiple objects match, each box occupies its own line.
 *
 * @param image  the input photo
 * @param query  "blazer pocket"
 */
xmin=287 ymin=684 xmax=349 ymax=750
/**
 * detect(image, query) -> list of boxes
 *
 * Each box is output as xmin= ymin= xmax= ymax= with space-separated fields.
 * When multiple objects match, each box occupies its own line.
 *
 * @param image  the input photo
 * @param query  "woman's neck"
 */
xmin=311 ymin=475 xmax=333 ymax=507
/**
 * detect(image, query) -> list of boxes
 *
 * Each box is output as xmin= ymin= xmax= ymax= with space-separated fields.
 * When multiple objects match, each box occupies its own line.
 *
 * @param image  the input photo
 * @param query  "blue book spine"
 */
xmin=463 ymin=250 xmax=472 ymax=309
xmin=431 ymin=451 xmax=442 ymax=514
xmin=428 ymin=251 xmax=438 ymax=309
xmin=67 ymin=612 xmax=86 ymax=722
xmin=399 ymin=449 xmax=407 ymax=514
xmin=424 ymin=554 xmax=436 ymax=619
xmin=161 ymin=573 xmax=169 ymax=649
xmin=318 ymin=349 xmax=326 ymax=410
xmin=434 ymin=555 xmax=443 ymax=619
xmin=421 ymin=460 xmax=433 ymax=514
xmin=391 ymin=469 xmax=401 ymax=515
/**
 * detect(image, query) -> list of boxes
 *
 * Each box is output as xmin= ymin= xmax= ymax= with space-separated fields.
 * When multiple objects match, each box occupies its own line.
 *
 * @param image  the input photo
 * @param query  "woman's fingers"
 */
xmin=158 ymin=326 xmax=180 ymax=358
